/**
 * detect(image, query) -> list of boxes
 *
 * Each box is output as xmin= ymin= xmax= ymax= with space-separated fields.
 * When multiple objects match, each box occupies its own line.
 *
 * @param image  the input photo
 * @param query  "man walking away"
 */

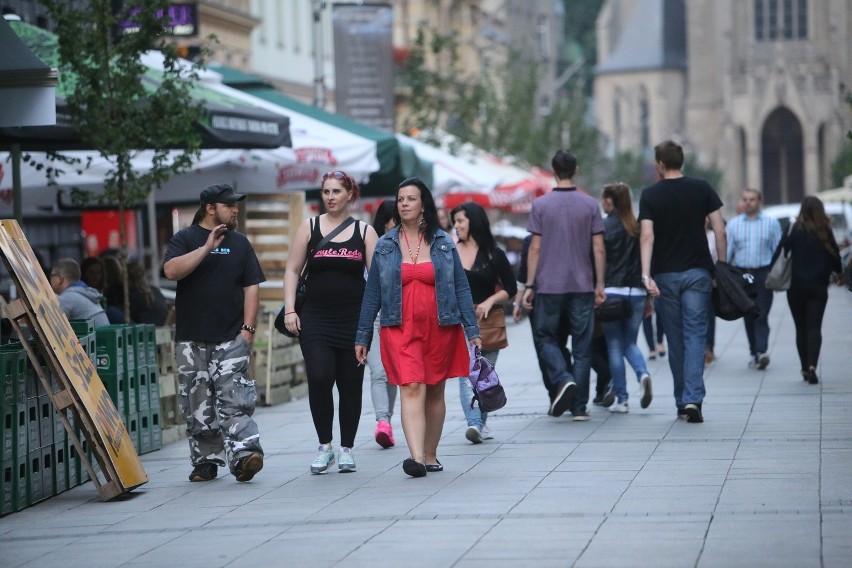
xmin=522 ymin=150 xmax=606 ymax=421
xmin=639 ymin=141 xmax=726 ymax=424
xmin=163 ymin=183 xmax=266 ymax=482
xmin=726 ymin=188 xmax=781 ymax=369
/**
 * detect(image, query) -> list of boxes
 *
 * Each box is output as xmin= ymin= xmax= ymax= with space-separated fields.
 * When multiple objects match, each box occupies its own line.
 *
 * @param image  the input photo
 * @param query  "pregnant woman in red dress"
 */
xmin=356 ymin=177 xmax=481 ymax=477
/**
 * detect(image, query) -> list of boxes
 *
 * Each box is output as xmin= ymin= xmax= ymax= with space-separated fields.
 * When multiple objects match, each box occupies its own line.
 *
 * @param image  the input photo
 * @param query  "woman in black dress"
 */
xmin=283 ymin=171 xmax=378 ymax=473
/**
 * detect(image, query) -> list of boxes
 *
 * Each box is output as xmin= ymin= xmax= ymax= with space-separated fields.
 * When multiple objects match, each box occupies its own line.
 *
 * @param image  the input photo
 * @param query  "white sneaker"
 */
xmin=639 ymin=373 xmax=653 ymax=409
xmin=310 ymin=444 xmax=335 ymax=474
xmin=338 ymin=447 xmax=356 ymax=473
xmin=465 ymin=425 xmax=483 ymax=444
xmin=481 ymin=425 xmax=494 ymax=440
xmin=609 ymin=401 xmax=629 ymax=413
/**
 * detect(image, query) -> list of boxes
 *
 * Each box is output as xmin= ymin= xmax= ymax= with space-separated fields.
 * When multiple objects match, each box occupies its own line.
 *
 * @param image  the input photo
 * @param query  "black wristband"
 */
xmin=525 ymin=283 xmax=535 ymax=290
xmin=241 ymin=324 xmax=256 ymax=334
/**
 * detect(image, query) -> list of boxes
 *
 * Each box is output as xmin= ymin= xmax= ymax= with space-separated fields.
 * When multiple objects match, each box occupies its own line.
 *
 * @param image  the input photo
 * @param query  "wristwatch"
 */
xmin=240 ymin=324 xmax=256 ymax=334
xmin=641 ymin=275 xmax=652 ymax=284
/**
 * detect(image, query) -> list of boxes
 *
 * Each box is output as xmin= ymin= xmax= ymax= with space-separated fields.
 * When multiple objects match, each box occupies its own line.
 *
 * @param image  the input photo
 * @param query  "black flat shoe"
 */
xmin=403 ymin=458 xmax=427 ymax=478
xmin=425 ymin=461 xmax=443 ymax=472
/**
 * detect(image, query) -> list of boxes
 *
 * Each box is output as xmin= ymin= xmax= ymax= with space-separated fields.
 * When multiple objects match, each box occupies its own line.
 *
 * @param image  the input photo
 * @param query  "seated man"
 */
xmin=50 ymin=258 xmax=110 ymax=327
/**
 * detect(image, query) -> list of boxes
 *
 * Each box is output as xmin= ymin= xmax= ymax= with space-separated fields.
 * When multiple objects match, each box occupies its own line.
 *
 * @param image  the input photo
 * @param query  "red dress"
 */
xmin=380 ymin=262 xmax=471 ymax=386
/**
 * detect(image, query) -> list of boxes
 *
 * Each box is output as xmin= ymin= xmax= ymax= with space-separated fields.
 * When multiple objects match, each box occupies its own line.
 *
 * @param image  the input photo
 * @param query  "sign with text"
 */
xmin=332 ymin=3 xmax=395 ymax=132
xmin=0 ymin=220 xmax=147 ymax=496
xmin=118 ymin=3 xmax=199 ymax=37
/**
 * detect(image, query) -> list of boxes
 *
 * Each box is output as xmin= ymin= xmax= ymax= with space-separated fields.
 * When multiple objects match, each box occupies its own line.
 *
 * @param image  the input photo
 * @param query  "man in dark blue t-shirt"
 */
xmin=638 ymin=141 xmax=726 ymax=424
xmin=163 ymin=183 xmax=266 ymax=483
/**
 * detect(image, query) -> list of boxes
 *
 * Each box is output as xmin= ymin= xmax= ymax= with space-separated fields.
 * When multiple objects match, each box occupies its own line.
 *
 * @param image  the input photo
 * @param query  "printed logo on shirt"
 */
xmin=314 ymin=248 xmax=363 ymax=261
xmin=211 ymin=247 xmax=231 ymax=255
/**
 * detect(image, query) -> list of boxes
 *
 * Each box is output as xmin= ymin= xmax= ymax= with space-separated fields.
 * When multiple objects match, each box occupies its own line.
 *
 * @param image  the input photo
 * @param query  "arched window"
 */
xmin=761 ymin=107 xmax=804 ymax=204
xmin=638 ymin=86 xmax=650 ymax=151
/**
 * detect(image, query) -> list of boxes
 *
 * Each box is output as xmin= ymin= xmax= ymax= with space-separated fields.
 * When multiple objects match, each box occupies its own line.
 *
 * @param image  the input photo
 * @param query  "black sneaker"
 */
xmin=233 ymin=452 xmax=264 ymax=482
xmin=601 ymin=387 xmax=616 ymax=408
xmin=549 ymin=381 xmax=576 ymax=417
xmin=189 ymin=463 xmax=217 ymax=482
xmin=684 ymin=403 xmax=703 ymax=423
xmin=676 ymin=406 xmax=688 ymax=420
xmin=571 ymin=408 xmax=591 ymax=421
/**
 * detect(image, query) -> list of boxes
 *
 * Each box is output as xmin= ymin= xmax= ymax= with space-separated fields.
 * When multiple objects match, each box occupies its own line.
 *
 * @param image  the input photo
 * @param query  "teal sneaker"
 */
xmin=310 ymin=444 xmax=335 ymax=474
xmin=338 ymin=447 xmax=356 ymax=472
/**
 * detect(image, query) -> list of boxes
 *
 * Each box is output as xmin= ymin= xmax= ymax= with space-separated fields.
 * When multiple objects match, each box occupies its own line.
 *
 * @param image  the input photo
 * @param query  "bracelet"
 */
xmin=525 ymin=282 xmax=535 ymax=290
xmin=240 ymin=324 xmax=256 ymax=334
xmin=284 ymin=311 xmax=296 ymax=316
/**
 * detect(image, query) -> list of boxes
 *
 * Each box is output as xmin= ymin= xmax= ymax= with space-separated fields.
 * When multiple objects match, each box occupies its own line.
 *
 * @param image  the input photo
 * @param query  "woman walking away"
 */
xmin=356 ymin=178 xmax=480 ymax=477
xmin=283 ymin=171 xmax=378 ymax=473
xmin=369 ymin=199 xmax=399 ymax=448
xmin=600 ymin=183 xmax=652 ymax=413
xmin=452 ymin=201 xmax=517 ymax=443
xmin=778 ymin=196 xmax=843 ymax=384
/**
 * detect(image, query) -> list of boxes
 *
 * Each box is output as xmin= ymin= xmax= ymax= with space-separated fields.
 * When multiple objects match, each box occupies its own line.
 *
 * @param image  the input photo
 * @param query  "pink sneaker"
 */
xmin=374 ymin=421 xmax=395 ymax=448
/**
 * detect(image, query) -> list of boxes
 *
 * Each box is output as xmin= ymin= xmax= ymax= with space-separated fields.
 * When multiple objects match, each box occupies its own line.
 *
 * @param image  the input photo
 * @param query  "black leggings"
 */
xmin=301 ymin=342 xmax=365 ymax=448
xmin=786 ymin=281 xmax=829 ymax=371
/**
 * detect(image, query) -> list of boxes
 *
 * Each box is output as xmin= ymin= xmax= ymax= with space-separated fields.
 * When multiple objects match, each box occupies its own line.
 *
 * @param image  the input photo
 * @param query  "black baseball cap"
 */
xmin=200 ymin=183 xmax=246 ymax=205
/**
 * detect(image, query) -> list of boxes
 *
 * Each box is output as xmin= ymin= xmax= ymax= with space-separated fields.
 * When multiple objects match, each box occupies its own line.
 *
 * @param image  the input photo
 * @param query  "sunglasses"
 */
xmin=323 ymin=171 xmax=347 ymax=180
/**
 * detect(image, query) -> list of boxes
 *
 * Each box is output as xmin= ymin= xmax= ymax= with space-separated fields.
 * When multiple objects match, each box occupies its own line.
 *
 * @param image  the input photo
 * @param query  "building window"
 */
xmin=755 ymin=0 xmax=807 ymax=41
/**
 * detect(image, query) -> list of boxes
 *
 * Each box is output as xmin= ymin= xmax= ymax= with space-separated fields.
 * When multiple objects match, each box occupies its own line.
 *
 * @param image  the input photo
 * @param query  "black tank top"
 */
xmin=305 ymin=218 xmax=366 ymax=305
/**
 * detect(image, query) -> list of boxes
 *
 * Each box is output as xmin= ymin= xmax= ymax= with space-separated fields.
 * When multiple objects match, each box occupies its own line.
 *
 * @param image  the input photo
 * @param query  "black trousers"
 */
xmin=786 ymin=281 xmax=829 ymax=371
xmin=301 ymin=342 xmax=365 ymax=448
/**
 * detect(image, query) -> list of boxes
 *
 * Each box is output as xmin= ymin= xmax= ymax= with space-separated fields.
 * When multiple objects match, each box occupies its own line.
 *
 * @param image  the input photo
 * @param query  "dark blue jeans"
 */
xmin=532 ymin=293 xmax=595 ymax=412
xmin=742 ymin=267 xmax=773 ymax=356
xmin=654 ymin=269 xmax=711 ymax=407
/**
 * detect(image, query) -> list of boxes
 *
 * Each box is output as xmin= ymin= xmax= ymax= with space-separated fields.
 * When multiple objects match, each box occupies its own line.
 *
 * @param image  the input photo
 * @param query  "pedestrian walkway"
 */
xmin=1 ymin=288 xmax=851 ymax=567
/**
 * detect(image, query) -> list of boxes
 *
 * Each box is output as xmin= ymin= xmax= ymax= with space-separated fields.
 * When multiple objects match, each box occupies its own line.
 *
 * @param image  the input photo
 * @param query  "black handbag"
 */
xmin=596 ymin=296 xmax=633 ymax=322
xmin=275 ymin=216 xmax=356 ymax=338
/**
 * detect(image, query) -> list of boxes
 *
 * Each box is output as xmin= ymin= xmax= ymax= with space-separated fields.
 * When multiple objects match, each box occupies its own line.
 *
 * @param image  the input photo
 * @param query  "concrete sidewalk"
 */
xmin=1 ymin=287 xmax=851 ymax=568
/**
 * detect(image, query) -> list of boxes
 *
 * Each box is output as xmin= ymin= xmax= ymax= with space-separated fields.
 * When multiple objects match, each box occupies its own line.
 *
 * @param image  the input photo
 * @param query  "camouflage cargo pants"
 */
xmin=176 ymin=333 xmax=263 ymax=471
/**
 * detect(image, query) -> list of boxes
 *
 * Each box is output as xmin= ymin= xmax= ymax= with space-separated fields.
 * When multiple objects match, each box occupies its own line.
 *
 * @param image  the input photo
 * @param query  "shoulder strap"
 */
xmin=315 ymin=216 xmax=356 ymax=252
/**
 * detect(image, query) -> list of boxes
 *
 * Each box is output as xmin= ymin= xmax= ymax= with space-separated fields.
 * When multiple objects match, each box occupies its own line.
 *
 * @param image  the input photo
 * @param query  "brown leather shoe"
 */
xmin=234 ymin=453 xmax=263 ymax=482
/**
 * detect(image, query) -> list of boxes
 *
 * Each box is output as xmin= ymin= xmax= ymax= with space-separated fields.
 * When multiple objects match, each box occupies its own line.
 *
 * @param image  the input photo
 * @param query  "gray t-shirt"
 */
xmin=527 ymin=188 xmax=605 ymax=294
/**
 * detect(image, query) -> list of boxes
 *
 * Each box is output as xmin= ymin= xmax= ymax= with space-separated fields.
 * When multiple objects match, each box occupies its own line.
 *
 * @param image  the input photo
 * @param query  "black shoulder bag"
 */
xmin=275 ymin=216 xmax=356 ymax=337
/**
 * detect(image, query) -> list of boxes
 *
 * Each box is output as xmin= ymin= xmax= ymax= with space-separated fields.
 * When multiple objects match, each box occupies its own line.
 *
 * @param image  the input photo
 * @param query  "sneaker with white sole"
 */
xmin=338 ymin=447 xmax=356 ymax=472
xmin=480 ymin=425 xmax=494 ymax=440
xmin=756 ymin=353 xmax=770 ymax=370
xmin=310 ymin=444 xmax=336 ymax=474
xmin=550 ymin=381 xmax=577 ymax=417
xmin=639 ymin=373 xmax=653 ymax=409
xmin=609 ymin=401 xmax=629 ymax=413
xmin=465 ymin=425 xmax=483 ymax=444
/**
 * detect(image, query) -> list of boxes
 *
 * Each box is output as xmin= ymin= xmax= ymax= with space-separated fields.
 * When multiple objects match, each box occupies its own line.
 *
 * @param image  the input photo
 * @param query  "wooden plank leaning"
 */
xmin=0 ymin=220 xmax=147 ymax=500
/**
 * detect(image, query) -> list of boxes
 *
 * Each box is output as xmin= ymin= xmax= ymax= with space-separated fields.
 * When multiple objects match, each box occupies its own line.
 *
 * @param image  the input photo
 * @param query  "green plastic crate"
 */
xmin=95 ymin=326 xmax=127 ymax=376
xmin=69 ymin=319 xmax=95 ymax=336
xmin=97 ymin=372 xmax=126 ymax=418
xmin=1 ymin=456 xmax=14 ymax=516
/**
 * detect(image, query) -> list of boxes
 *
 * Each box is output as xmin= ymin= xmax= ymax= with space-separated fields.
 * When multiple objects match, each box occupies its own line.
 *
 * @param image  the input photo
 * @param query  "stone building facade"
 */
xmin=595 ymin=0 xmax=851 ymax=206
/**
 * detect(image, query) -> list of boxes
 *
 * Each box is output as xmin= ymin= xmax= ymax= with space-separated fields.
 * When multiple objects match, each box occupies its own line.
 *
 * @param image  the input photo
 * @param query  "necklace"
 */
xmin=402 ymin=230 xmax=424 ymax=264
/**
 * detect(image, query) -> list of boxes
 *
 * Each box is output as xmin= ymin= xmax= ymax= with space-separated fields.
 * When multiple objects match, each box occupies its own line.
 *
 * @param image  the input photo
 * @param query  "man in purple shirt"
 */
xmin=522 ymin=150 xmax=606 ymax=420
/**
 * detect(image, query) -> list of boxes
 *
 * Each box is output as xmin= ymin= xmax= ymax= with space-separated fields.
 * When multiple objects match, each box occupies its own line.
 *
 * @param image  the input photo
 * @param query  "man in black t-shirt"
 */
xmin=163 ymin=183 xmax=266 ymax=482
xmin=638 ymin=141 xmax=726 ymax=424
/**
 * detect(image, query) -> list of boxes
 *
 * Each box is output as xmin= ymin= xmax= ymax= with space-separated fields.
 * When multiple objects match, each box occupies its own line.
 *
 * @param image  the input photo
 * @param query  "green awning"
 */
xmin=210 ymin=64 xmax=431 ymax=196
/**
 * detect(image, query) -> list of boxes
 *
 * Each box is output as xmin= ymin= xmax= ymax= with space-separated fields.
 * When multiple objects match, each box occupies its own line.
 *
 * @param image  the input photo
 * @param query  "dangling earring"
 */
xmin=418 ymin=212 xmax=427 ymax=232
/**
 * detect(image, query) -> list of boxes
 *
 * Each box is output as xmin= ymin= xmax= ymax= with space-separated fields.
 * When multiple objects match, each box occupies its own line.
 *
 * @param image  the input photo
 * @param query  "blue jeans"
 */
xmin=459 ymin=349 xmax=499 ymax=428
xmin=532 ymin=293 xmax=595 ymax=412
xmin=368 ymin=316 xmax=396 ymax=422
xmin=600 ymin=294 xmax=649 ymax=403
xmin=654 ymin=269 xmax=711 ymax=407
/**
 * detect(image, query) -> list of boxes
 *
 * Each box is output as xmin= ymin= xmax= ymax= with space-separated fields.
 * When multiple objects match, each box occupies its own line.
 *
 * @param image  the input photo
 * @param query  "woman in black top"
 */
xmin=779 ymin=196 xmax=843 ymax=384
xmin=451 ymin=202 xmax=517 ymax=443
xmin=283 ymin=171 xmax=378 ymax=473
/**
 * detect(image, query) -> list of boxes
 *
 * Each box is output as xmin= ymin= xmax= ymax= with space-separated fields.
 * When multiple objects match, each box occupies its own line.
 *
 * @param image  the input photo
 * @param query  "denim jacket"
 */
xmin=355 ymin=227 xmax=480 ymax=346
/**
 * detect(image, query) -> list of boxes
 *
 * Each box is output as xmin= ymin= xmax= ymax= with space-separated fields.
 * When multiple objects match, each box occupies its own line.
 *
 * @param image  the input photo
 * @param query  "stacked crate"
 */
xmin=94 ymin=324 xmax=161 ymax=455
xmin=0 ymin=321 xmax=166 ymax=517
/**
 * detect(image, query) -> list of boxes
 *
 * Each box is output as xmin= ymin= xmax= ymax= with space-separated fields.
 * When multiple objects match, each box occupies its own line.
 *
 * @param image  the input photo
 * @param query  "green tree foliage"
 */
xmin=399 ymin=22 xmax=599 ymax=172
xmin=42 ymin=0 xmax=207 ymax=320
